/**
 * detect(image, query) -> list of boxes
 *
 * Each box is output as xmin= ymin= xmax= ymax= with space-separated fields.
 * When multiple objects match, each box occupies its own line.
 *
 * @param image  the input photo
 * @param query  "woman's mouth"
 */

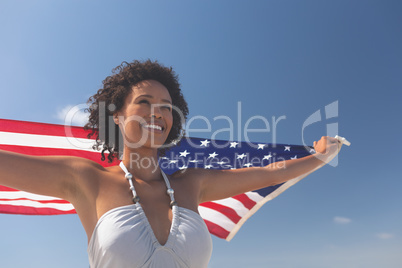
xmin=141 ymin=123 xmax=164 ymax=133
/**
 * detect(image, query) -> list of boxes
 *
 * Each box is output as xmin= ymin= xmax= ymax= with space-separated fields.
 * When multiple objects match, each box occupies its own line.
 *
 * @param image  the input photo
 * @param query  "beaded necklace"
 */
xmin=119 ymin=161 xmax=177 ymax=207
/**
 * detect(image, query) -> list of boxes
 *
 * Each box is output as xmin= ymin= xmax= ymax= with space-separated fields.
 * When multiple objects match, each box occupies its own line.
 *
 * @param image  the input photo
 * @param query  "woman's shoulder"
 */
xmin=168 ymin=167 xmax=213 ymax=191
xmin=67 ymin=156 xmax=113 ymax=178
xmin=169 ymin=167 xmax=203 ymax=180
xmin=169 ymin=166 xmax=215 ymax=180
xmin=68 ymin=158 xmax=122 ymax=212
xmin=67 ymin=157 xmax=117 ymax=197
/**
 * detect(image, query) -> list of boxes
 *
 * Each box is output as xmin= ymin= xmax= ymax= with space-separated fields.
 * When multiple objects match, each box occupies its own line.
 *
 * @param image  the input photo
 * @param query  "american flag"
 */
xmin=0 ymin=118 xmax=316 ymax=241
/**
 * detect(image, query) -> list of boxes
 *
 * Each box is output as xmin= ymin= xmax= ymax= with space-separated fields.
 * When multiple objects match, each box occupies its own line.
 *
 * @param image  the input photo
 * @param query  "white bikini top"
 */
xmin=87 ymin=162 xmax=213 ymax=268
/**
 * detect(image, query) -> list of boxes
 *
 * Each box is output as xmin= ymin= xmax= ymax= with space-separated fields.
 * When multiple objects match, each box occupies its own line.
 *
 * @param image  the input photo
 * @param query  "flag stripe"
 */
xmin=0 ymin=198 xmax=70 ymax=204
xmin=209 ymin=198 xmax=249 ymax=217
xmin=198 ymin=206 xmax=235 ymax=231
xmin=0 ymin=186 xmax=19 ymax=191
xmin=199 ymin=202 xmax=242 ymax=224
xmin=0 ymin=131 xmax=97 ymax=152
xmin=231 ymin=194 xmax=256 ymax=210
xmin=0 ymin=190 xmax=67 ymax=201
xmin=245 ymin=191 xmax=265 ymax=203
xmin=0 ymin=200 xmax=75 ymax=211
xmin=0 ymin=145 xmax=117 ymax=166
xmin=0 ymin=204 xmax=76 ymax=215
xmin=204 ymin=219 xmax=230 ymax=239
xmin=0 ymin=118 xmax=91 ymax=138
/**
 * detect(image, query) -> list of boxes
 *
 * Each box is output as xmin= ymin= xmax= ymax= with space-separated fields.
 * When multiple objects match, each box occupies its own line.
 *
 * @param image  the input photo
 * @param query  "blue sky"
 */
xmin=1 ymin=0 xmax=401 ymax=267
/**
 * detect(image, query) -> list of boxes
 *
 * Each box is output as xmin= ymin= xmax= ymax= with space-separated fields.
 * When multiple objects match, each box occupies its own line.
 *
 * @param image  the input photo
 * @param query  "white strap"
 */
xmin=119 ymin=161 xmax=129 ymax=174
xmin=118 ymin=161 xmax=176 ymax=204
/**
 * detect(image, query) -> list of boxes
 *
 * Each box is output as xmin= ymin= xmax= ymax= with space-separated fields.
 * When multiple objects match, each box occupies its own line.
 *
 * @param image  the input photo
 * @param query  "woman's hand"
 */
xmin=313 ymin=136 xmax=343 ymax=163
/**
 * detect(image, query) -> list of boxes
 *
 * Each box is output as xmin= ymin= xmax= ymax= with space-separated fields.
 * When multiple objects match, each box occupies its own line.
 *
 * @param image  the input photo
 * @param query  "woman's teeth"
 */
xmin=143 ymin=124 xmax=162 ymax=131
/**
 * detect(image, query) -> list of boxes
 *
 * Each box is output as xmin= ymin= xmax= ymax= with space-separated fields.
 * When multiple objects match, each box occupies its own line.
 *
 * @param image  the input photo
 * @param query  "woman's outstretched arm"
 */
xmin=0 ymin=150 xmax=84 ymax=201
xmin=196 ymin=136 xmax=343 ymax=203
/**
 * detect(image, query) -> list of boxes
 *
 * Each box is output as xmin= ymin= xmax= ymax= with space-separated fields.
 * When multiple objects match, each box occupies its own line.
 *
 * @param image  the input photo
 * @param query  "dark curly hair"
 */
xmin=84 ymin=59 xmax=189 ymax=162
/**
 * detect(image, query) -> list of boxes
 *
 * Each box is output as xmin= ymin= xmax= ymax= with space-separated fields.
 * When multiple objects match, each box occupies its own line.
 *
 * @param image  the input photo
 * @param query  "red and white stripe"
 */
xmin=0 ymin=185 xmax=75 ymax=215
xmin=198 ymin=177 xmax=306 ymax=241
xmin=0 ymin=119 xmax=115 ymax=216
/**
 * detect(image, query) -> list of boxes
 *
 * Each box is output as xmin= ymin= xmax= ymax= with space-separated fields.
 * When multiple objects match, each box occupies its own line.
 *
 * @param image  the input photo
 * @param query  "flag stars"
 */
xmin=189 ymin=159 xmax=200 ymax=163
xmin=169 ymin=160 xmax=179 ymax=164
xmin=179 ymin=165 xmax=188 ymax=170
xmin=310 ymin=148 xmax=316 ymax=153
xmin=244 ymin=163 xmax=252 ymax=168
xmin=237 ymin=153 xmax=247 ymax=159
xmin=230 ymin=142 xmax=239 ymax=148
xmin=291 ymin=155 xmax=297 ymax=160
xmin=208 ymin=152 xmax=219 ymax=159
xmin=200 ymin=139 xmax=210 ymax=147
xmin=204 ymin=164 xmax=213 ymax=169
xmin=263 ymin=154 xmax=272 ymax=160
xmin=179 ymin=150 xmax=190 ymax=157
xmin=257 ymin=144 xmax=266 ymax=150
xmin=284 ymin=146 xmax=291 ymax=151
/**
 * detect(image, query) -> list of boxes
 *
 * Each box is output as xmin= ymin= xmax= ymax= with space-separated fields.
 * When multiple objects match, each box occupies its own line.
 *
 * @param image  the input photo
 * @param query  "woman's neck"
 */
xmin=121 ymin=147 xmax=161 ymax=182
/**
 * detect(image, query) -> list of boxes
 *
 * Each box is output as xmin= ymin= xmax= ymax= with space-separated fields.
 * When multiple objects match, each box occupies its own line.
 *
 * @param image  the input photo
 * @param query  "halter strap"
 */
xmin=119 ymin=161 xmax=177 ymax=206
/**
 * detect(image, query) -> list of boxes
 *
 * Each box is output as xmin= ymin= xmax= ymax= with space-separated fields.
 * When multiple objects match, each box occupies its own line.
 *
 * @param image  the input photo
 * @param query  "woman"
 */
xmin=0 ymin=59 xmax=342 ymax=267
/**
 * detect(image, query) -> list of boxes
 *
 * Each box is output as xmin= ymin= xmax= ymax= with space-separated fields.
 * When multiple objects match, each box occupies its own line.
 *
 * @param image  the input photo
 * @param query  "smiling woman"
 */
xmin=116 ymin=81 xmax=174 ymax=149
xmin=85 ymin=60 xmax=189 ymax=162
xmin=0 ymin=59 xmax=342 ymax=268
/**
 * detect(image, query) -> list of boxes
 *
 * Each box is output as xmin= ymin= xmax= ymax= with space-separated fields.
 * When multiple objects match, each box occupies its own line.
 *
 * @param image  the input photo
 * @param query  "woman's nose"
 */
xmin=150 ymin=105 xmax=162 ymax=118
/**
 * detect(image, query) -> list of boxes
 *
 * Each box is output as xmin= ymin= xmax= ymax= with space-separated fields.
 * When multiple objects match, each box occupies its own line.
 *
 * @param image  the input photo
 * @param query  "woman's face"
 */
xmin=116 ymin=80 xmax=173 ymax=150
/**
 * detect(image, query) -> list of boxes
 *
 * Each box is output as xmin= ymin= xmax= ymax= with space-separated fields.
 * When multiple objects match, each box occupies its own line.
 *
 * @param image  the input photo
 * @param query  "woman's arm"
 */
xmin=197 ymin=136 xmax=342 ymax=203
xmin=0 ymin=149 xmax=86 ymax=201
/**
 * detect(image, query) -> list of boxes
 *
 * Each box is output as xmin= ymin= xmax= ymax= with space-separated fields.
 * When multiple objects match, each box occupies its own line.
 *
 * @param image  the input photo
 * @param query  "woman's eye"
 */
xmin=139 ymin=99 xmax=149 ymax=104
xmin=138 ymin=100 xmax=171 ymax=111
xmin=163 ymin=105 xmax=172 ymax=111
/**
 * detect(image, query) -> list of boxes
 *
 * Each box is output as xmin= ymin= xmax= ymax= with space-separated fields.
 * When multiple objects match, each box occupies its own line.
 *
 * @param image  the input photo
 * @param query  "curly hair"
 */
xmin=84 ymin=59 xmax=189 ymax=162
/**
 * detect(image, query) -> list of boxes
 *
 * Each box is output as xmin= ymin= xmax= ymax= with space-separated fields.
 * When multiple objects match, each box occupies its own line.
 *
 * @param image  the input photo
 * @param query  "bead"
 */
xmin=132 ymin=196 xmax=140 ymax=203
xmin=166 ymin=188 xmax=174 ymax=195
xmin=120 ymin=162 xmax=177 ymax=208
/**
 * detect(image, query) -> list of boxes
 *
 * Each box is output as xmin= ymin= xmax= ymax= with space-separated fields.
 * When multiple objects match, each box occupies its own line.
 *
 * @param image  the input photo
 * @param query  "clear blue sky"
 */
xmin=1 ymin=0 xmax=401 ymax=267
